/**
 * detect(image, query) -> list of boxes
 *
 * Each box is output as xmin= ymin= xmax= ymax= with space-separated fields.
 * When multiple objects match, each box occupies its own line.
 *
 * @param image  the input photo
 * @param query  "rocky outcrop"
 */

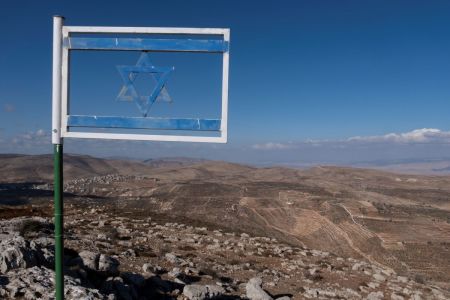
xmin=0 ymin=213 xmax=449 ymax=300
xmin=0 ymin=266 xmax=105 ymax=300
xmin=0 ymin=236 xmax=52 ymax=273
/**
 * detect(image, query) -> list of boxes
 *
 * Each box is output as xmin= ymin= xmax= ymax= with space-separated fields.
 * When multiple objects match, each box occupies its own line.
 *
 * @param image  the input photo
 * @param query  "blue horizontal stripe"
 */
xmin=66 ymin=37 xmax=229 ymax=52
xmin=67 ymin=115 xmax=221 ymax=131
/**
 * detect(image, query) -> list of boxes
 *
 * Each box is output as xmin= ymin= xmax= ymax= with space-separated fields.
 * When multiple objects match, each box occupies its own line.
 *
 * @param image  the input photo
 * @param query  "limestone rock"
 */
xmin=366 ymin=291 xmax=384 ymax=300
xmin=0 ymin=266 xmax=104 ymax=300
xmin=165 ymin=252 xmax=181 ymax=264
xmin=98 ymin=254 xmax=119 ymax=276
xmin=183 ymin=284 xmax=225 ymax=300
xmin=78 ymin=251 xmax=100 ymax=271
xmin=372 ymin=273 xmax=386 ymax=282
xmin=0 ymin=236 xmax=45 ymax=273
xmin=246 ymin=277 xmax=273 ymax=300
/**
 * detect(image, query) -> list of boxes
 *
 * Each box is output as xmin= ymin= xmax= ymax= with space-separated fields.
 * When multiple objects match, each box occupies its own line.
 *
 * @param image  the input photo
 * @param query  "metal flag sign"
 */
xmin=53 ymin=20 xmax=230 ymax=144
xmin=51 ymin=16 xmax=230 ymax=300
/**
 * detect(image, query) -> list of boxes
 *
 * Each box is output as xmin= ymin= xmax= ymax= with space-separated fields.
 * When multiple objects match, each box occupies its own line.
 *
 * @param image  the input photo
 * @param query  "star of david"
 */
xmin=116 ymin=52 xmax=174 ymax=117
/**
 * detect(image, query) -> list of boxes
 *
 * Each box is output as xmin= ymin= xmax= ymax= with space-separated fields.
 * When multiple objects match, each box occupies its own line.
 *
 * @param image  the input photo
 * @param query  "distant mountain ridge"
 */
xmin=351 ymin=158 xmax=450 ymax=175
xmin=276 ymin=158 xmax=450 ymax=175
xmin=143 ymin=157 xmax=206 ymax=168
xmin=0 ymin=154 xmax=151 ymax=182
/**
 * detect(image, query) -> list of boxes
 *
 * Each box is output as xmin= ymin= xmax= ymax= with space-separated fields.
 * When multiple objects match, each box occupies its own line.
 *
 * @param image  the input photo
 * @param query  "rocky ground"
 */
xmin=0 ymin=202 xmax=448 ymax=300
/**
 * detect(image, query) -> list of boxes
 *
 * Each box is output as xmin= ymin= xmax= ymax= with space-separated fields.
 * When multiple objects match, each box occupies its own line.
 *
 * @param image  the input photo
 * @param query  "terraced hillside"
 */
xmin=1 ymin=154 xmax=449 ymax=290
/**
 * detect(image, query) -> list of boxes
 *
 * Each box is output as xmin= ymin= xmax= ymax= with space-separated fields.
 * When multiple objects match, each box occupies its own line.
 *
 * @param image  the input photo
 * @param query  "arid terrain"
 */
xmin=0 ymin=154 xmax=449 ymax=299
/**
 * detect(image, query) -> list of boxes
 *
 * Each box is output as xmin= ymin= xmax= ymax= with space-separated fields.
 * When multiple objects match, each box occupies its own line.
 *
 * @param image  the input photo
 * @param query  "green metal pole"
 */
xmin=54 ymin=144 xmax=64 ymax=300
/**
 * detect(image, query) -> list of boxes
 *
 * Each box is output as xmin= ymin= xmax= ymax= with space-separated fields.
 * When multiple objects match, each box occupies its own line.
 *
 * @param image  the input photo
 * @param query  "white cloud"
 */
xmin=252 ymin=142 xmax=294 ymax=150
xmin=4 ymin=127 xmax=450 ymax=166
xmin=35 ymin=129 xmax=46 ymax=137
xmin=347 ymin=128 xmax=450 ymax=143
xmin=251 ymin=128 xmax=450 ymax=152
xmin=11 ymin=129 xmax=49 ymax=146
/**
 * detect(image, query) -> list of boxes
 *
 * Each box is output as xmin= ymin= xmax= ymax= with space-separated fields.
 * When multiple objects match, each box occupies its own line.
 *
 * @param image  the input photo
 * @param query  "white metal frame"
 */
xmin=54 ymin=23 xmax=230 ymax=143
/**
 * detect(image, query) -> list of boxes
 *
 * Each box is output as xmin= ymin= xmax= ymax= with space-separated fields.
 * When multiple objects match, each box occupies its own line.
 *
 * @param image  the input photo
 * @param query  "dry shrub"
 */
xmin=19 ymin=220 xmax=53 ymax=238
xmin=177 ymin=244 xmax=196 ymax=251
xmin=158 ymin=244 xmax=171 ymax=257
xmin=414 ymin=274 xmax=426 ymax=284
xmin=199 ymin=265 xmax=218 ymax=278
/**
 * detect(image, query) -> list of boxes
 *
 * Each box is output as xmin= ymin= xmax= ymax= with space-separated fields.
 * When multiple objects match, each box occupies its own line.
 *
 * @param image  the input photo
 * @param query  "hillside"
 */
xmin=1 ymin=154 xmax=449 ymax=293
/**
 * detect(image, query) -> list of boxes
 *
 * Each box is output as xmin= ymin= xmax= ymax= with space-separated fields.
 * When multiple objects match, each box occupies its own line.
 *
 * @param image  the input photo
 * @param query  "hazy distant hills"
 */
xmin=1 ymin=154 xmax=450 ymax=287
xmin=346 ymin=158 xmax=450 ymax=175
xmin=143 ymin=157 xmax=206 ymax=168
xmin=0 ymin=154 xmax=151 ymax=182
xmin=0 ymin=154 xmax=232 ymax=183
xmin=277 ymin=158 xmax=450 ymax=175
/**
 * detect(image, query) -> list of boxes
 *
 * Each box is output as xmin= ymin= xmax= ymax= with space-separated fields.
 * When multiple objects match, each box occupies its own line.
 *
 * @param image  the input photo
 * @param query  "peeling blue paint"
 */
xmin=65 ymin=37 xmax=229 ymax=52
xmin=68 ymin=115 xmax=221 ymax=131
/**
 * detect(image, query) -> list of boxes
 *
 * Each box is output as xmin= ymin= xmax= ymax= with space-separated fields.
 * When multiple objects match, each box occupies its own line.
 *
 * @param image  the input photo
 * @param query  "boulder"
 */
xmin=98 ymin=254 xmax=119 ymax=276
xmin=0 ymin=236 xmax=45 ymax=273
xmin=142 ymin=263 xmax=156 ymax=275
xmin=78 ymin=251 xmax=100 ymax=271
xmin=0 ymin=266 xmax=104 ymax=300
xmin=246 ymin=277 xmax=273 ymax=300
xmin=372 ymin=273 xmax=386 ymax=282
xmin=183 ymin=284 xmax=225 ymax=300
xmin=165 ymin=252 xmax=181 ymax=264
xmin=367 ymin=291 xmax=384 ymax=300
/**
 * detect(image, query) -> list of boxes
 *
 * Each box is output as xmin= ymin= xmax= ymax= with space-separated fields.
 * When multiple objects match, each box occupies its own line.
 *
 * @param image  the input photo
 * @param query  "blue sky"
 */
xmin=2 ymin=0 xmax=450 ymax=165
